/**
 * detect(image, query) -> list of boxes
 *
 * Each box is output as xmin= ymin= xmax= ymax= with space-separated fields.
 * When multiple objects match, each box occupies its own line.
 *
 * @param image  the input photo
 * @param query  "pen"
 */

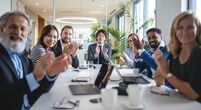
xmin=71 ymin=79 xmax=88 ymax=82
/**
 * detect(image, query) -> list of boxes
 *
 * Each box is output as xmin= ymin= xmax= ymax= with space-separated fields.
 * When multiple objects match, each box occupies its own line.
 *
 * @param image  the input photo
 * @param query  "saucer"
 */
xmin=122 ymin=101 xmax=144 ymax=110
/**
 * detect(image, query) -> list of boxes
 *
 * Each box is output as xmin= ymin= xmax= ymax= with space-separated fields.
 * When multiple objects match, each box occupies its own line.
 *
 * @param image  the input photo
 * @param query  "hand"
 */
xmin=154 ymin=68 xmax=165 ymax=87
xmin=154 ymin=50 xmax=170 ymax=77
xmin=95 ymin=45 xmax=99 ymax=54
xmin=63 ymin=43 xmax=79 ymax=56
xmin=33 ymin=51 xmax=55 ymax=81
xmin=119 ymin=56 xmax=126 ymax=66
xmin=132 ymin=35 xmax=144 ymax=50
xmin=132 ymin=45 xmax=140 ymax=58
xmin=46 ymin=54 xmax=72 ymax=77
xmin=103 ymin=48 xmax=108 ymax=58
xmin=70 ymin=42 xmax=79 ymax=57
xmin=127 ymin=59 xmax=134 ymax=64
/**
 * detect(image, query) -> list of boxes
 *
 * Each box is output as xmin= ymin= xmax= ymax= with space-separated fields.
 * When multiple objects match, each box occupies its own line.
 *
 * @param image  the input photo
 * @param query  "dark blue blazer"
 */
xmin=87 ymin=43 xmax=112 ymax=64
xmin=54 ymin=40 xmax=79 ymax=68
xmin=137 ymin=46 xmax=169 ymax=78
xmin=141 ymin=46 xmax=169 ymax=70
xmin=0 ymin=44 xmax=55 ymax=110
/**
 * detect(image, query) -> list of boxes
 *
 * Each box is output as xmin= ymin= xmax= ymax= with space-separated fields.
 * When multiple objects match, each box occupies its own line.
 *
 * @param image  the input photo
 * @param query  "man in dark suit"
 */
xmin=88 ymin=29 xmax=112 ymax=64
xmin=0 ymin=11 xmax=71 ymax=110
xmin=54 ymin=25 xmax=79 ymax=68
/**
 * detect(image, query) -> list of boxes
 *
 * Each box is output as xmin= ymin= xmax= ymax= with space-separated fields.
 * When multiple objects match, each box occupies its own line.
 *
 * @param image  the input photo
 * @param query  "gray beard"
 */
xmin=0 ymin=33 xmax=26 ymax=54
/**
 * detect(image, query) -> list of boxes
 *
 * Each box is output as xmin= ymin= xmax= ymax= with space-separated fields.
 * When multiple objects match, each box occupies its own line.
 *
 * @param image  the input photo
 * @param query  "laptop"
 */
xmin=69 ymin=63 xmax=114 ymax=95
xmin=111 ymin=60 xmax=150 ymax=84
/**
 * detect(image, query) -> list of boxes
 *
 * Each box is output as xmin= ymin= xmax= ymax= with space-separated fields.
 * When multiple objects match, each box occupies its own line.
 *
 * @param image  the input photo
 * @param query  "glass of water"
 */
xmin=88 ymin=61 xmax=94 ymax=71
xmin=88 ymin=61 xmax=96 ymax=83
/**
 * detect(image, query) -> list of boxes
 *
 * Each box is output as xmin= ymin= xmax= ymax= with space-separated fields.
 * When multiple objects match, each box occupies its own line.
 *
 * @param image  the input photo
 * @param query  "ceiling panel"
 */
xmin=20 ymin=0 xmax=128 ymax=24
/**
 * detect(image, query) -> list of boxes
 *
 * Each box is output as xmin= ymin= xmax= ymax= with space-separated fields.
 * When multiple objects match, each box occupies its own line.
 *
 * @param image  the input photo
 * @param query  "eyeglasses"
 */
xmin=53 ymin=97 xmax=80 ymax=109
xmin=150 ymin=85 xmax=170 ymax=96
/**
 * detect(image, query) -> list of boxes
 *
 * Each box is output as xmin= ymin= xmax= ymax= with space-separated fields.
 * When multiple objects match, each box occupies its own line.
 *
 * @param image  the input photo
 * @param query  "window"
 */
xmin=188 ymin=0 xmax=201 ymax=20
xmin=133 ymin=0 xmax=144 ymax=37
xmin=117 ymin=12 xmax=125 ymax=32
xmin=133 ymin=0 xmax=155 ymax=39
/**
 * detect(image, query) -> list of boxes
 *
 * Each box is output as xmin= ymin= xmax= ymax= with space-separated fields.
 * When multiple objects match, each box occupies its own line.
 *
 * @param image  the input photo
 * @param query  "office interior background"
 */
xmin=0 ymin=0 xmax=200 ymax=63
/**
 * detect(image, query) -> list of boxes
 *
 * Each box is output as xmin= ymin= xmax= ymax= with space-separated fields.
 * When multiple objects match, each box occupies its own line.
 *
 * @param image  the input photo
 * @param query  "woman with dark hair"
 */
xmin=88 ymin=29 xmax=112 ymax=64
xmin=119 ymin=33 xmax=141 ymax=68
xmin=29 ymin=24 xmax=59 ymax=65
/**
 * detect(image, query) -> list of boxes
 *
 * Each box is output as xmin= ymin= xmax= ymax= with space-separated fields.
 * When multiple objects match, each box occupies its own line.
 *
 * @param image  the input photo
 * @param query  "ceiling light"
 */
xmin=42 ymin=10 xmax=46 ymax=12
xmin=56 ymin=17 xmax=97 ymax=24
xmin=35 ymin=3 xmax=39 ymax=5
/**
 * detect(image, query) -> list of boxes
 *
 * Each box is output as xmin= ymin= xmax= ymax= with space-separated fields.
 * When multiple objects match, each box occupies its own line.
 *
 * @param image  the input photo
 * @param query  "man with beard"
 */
xmin=54 ymin=25 xmax=79 ymax=68
xmin=133 ymin=28 xmax=169 ymax=78
xmin=0 ymin=11 xmax=71 ymax=110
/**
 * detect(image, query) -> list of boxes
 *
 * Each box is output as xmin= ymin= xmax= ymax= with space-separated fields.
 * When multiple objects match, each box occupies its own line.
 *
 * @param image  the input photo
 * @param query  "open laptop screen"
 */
xmin=112 ymin=64 xmax=150 ymax=84
xmin=94 ymin=63 xmax=114 ymax=88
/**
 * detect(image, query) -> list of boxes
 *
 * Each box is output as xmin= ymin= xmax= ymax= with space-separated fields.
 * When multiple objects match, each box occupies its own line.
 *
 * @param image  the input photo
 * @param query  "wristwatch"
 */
xmin=166 ymin=73 xmax=173 ymax=80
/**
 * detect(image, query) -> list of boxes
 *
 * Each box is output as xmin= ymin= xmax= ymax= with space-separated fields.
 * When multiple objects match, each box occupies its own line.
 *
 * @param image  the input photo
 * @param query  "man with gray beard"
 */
xmin=0 ymin=11 xmax=71 ymax=110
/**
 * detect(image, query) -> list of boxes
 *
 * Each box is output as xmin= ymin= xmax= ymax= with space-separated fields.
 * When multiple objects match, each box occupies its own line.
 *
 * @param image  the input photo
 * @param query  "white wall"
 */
xmin=155 ymin=0 xmax=187 ymax=43
xmin=0 ymin=0 xmax=11 ymax=16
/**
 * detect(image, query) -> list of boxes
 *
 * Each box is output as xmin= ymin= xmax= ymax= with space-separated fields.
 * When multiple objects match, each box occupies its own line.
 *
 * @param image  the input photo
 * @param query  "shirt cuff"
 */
xmin=45 ymin=73 xmax=57 ymax=81
xmin=26 ymin=73 xmax=40 ymax=92
xmin=138 ymin=49 xmax=145 ymax=56
xmin=22 ymin=94 xmax=30 ymax=110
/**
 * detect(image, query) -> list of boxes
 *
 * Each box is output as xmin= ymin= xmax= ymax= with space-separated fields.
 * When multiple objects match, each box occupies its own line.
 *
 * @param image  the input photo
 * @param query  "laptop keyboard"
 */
xmin=69 ymin=84 xmax=100 ymax=95
xmin=123 ymin=76 xmax=150 ymax=84
xmin=79 ymin=84 xmax=97 ymax=91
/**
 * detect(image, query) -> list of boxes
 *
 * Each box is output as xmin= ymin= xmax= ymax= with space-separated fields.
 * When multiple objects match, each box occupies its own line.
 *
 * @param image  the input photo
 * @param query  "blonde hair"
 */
xmin=168 ymin=11 xmax=201 ymax=58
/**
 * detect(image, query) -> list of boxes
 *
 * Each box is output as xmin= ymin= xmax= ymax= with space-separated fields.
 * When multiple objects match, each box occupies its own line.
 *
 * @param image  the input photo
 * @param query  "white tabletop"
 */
xmin=30 ymin=65 xmax=201 ymax=110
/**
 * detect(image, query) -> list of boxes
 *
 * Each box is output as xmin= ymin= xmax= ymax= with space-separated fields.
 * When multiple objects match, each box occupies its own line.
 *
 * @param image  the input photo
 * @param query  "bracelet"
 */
xmin=165 ymin=73 xmax=173 ymax=80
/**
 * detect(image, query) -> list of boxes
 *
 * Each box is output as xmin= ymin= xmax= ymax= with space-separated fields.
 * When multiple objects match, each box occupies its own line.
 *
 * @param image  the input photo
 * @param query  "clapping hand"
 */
xmin=154 ymin=50 xmax=170 ymax=77
xmin=132 ymin=35 xmax=144 ymax=50
xmin=33 ymin=51 xmax=71 ymax=81
xmin=154 ymin=68 xmax=165 ymax=87
xmin=103 ymin=48 xmax=108 ymax=57
xmin=70 ymin=42 xmax=79 ymax=57
xmin=63 ymin=42 xmax=79 ymax=56
xmin=46 ymin=54 xmax=72 ymax=77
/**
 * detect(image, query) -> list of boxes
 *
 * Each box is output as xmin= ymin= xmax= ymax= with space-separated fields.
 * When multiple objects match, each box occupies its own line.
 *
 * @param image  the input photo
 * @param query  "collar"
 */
xmin=150 ymin=41 xmax=165 ymax=52
xmin=96 ymin=42 xmax=104 ymax=47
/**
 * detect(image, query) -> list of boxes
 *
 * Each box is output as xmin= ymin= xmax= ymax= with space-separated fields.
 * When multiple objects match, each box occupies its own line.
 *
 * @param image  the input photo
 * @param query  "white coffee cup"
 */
xmin=101 ymin=88 xmax=117 ymax=110
xmin=126 ymin=84 xmax=144 ymax=106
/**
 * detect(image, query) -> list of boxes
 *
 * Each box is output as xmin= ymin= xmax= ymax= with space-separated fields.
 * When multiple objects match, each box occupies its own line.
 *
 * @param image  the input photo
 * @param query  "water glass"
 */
xmin=88 ymin=61 xmax=94 ymax=71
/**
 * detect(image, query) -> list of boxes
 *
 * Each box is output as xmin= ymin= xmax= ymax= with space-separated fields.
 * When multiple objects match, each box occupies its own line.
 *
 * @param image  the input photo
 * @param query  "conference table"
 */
xmin=30 ymin=65 xmax=201 ymax=110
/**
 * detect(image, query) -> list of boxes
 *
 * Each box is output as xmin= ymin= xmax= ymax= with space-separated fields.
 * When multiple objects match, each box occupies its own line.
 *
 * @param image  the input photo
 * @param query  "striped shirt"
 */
xmin=29 ymin=44 xmax=46 ymax=65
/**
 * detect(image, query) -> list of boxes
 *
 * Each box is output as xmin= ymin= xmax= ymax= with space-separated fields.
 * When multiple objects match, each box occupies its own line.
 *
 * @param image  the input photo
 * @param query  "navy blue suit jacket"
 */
xmin=87 ymin=43 xmax=112 ymax=64
xmin=137 ymin=46 xmax=169 ymax=78
xmin=54 ymin=40 xmax=79 ymax=68
xmin=0 ymin=44 xmax=55 ymax=110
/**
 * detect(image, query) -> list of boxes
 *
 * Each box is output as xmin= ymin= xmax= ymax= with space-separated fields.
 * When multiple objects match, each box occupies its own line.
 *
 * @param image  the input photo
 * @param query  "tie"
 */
xmin=98 ymin=46 xmax=102 ymax=64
